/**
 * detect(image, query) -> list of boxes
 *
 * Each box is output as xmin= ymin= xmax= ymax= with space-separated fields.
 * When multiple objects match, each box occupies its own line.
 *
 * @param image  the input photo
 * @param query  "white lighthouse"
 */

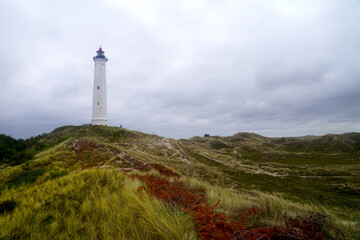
xmin=92 ymin=47 xmax=108 ymax=126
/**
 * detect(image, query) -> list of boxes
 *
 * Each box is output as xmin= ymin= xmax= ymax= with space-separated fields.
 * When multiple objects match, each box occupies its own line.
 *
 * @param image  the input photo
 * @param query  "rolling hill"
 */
xmin=1 ymin=125 xmax=359 ymax=239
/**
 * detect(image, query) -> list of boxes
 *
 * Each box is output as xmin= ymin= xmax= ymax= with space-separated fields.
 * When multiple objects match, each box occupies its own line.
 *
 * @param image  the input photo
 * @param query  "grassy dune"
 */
xmin=0 ymin=125 xmax=359 ymax=239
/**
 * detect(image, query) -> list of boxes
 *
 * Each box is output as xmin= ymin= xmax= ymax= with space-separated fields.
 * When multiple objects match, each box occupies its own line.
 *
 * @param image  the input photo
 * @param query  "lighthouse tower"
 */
xmin=92 ymin=47 xmax=108 ymax=126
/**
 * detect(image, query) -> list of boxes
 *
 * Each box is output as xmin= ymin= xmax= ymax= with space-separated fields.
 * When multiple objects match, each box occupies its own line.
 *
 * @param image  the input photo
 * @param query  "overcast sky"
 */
xmin=0 ymin=0 xmax=359 ymax=139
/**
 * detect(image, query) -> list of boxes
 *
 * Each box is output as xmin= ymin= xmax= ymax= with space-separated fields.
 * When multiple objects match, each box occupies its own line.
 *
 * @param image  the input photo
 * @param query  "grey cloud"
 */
xmin=0 ymin=0 xmax=360 ymax=139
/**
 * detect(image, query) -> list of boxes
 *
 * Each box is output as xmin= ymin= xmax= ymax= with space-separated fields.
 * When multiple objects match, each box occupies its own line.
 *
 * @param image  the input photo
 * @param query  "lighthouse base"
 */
xmin=92 ymin=118 xmax=108 ymax=126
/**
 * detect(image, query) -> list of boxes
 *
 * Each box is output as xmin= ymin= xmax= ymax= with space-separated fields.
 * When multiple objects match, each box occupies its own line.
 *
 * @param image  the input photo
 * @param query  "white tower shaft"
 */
xmin=92 ymin=47 xmax=108 ymax=126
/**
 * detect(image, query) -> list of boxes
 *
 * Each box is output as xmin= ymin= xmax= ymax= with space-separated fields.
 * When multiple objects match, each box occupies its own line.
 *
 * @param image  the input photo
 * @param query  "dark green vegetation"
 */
xmin=0 ymin=134 xmax=25 ymax=160
xmin=0 ymin=125 xmax=359 ymax=239
xmin=0 ymin=133 xmax=59 ymax=166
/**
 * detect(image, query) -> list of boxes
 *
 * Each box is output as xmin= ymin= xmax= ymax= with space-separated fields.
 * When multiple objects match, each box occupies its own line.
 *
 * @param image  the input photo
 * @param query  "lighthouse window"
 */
xmin=97 ymin=86 xmax=100 ymax=89
xmin=97 ymin=102 xmax=99 ymax=105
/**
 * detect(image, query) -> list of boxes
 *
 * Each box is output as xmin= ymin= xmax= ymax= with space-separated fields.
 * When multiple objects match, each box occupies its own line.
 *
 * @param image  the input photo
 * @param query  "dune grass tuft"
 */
xmin=0 ymin=168 xmax=196 ymax=240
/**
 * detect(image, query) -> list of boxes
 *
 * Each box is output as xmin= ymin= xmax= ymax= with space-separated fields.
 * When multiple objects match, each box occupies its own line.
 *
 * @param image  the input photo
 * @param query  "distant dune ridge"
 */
xmin=0 ymin=125 xmax=359 ymax=239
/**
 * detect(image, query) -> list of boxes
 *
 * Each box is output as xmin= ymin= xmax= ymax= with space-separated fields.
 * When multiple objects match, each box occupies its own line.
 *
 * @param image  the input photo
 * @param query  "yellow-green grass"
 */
xmin=0 ymin=165 xmax=24 ymax=185
xmin=0 ymin=168 xmax=196 ymax=240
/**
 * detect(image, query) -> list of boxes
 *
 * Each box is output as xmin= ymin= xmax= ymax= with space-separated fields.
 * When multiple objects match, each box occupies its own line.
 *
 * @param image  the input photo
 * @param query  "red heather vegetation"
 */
xmin=73 ymin=139 xmax=120 ymax=157
xmin=72 ymin=139 xmax=120 ymax=169
xmin=132 ymin=164 xmax=327 ymax=240
xmin=150 ymin=163 xmax=180 ymax=178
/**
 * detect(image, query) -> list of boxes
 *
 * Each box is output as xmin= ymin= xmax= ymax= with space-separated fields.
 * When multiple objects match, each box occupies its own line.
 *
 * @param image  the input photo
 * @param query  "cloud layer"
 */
xmin=1 ymin=0 xmax=359 ymax=139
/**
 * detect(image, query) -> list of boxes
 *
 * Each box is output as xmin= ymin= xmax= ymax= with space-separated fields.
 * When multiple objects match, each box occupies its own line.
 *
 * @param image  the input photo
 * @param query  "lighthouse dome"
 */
xmin=93 ymin=47 xmax=108 ymax=61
